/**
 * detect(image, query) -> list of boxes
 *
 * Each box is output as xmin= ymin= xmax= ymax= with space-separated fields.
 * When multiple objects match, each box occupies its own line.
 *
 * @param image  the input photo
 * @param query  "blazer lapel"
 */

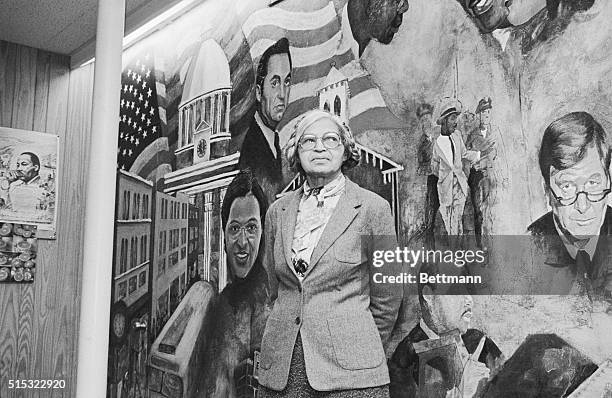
xmin=303 ymin=179 xmax=361 ymax=278
xmin=281 ymin=189 xmax=301 ymax=270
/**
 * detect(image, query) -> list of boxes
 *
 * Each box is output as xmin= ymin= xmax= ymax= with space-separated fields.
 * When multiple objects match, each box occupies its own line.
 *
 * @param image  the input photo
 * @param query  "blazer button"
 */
xmin=295 ymin=316 xmax=301 ymax=325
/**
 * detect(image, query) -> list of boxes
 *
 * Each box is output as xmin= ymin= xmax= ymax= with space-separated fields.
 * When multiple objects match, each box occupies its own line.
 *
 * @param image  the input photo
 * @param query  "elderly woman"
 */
xmin=258 ymin=109 xmax=403 ymax=397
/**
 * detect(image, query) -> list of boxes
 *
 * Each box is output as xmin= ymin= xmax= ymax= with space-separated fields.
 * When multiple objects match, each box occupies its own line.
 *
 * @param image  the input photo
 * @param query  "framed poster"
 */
xmin=0 ymin=127 xmax=59 ymax=239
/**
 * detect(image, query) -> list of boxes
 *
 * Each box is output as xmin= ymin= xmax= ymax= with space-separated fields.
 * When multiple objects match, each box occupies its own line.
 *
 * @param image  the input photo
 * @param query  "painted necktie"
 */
xmin=576 ymin=249 xmax=592 ymax=279
xmin=274 ymin=131 xmax=281 ymax=168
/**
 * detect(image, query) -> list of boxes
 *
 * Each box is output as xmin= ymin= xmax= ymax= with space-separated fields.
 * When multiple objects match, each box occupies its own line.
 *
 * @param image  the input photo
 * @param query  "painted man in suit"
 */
xmin=389 ymin=263 xmax=504 ymax=398
xmin=416 ymin=103 xmax=440 ymax=248
xmin=466 ymin=97 xmax=500 ymax=249
xmin=528 ymin=111 xmax=612 ymax=295
xmin=431 ymin=98 xmax=483 ymax=236
xmin=238 ymin=38 xmax=292 ymax=204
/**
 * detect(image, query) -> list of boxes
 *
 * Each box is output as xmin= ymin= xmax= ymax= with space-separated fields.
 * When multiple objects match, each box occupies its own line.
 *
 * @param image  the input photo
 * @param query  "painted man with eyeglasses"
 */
xmin=528 ymin=112 xmax=612 ymax=294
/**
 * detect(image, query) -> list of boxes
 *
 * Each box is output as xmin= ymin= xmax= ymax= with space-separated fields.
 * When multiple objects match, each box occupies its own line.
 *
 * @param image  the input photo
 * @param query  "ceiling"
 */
xmin=0 ymin=0 xmax=186 ymax=66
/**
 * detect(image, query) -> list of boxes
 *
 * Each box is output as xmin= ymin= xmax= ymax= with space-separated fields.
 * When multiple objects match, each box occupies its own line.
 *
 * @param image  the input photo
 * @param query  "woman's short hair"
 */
xmin=284 ymin=109 xmax=360 ymax=175
xmin=538 ymin=111 xmax=611 ymax=188
xmin=221 ymin=168 xmax=269 ymax=231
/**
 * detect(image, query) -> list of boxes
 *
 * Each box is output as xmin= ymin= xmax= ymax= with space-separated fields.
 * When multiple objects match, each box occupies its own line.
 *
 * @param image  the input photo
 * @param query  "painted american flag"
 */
xmin=117 ymin=52 xmax=163 ymax=172
xmin=236 ymin=0 xmax=405 ymax=145
xmin=116 ymin=0 xmax=405 ymax=182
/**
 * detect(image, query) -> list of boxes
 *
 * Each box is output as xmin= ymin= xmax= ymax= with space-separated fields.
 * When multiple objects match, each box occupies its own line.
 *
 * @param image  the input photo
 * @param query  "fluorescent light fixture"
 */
xmin=80 ymin=57 xmax=95 ymax=68
xmin=79 ymin=0 xmax=200 ymax=67
xmin=123 ymin=0 xmax=200 ymax=48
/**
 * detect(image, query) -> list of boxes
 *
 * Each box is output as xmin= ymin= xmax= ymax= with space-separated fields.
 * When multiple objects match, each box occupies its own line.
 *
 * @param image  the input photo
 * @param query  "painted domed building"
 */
xmin=164 ymin=38 xmax=238 ymax=293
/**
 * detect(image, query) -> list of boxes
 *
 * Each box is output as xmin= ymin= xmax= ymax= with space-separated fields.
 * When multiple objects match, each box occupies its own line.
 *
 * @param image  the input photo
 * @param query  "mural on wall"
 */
xmin=107 ymin=0 xmax=612 ymax=396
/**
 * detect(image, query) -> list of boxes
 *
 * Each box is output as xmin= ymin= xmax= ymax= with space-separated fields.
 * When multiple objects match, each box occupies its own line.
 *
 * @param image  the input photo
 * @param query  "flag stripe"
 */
xmin=291 ymin=48 xmax=354 ymax=87
xmin=350 ymin=88 xmax=388 ymax=118
xmin=135 ymin=149 xmax=175 ymax=180
xmin=225 ymin=30 xmax=249 ymax=63
xmin=346 ymin=75 xmax=376 ymax=95
xmin=272 ymin=0 xmax=333 ymax=13
xmin=350 ymin=107 xmax=406 ymax=132
xmin=130 ymin=137 xmax=169 ymax=174
xmin=246 ymin=18 xmax=340 ymax=49
xmin=146 ymin=164 xmax=174 ymax=185
xmin=242 ymin=2 xmax=337 ymax=39
xmin=280 ymin=105 xmax=404 ymax=147
xmin=279 ymin=97 xmax=319 ymax=130
xmin=235 ymin=0 xmax=269 ymax=21
xmin=155 ymin=82 xmax=166 ymax=99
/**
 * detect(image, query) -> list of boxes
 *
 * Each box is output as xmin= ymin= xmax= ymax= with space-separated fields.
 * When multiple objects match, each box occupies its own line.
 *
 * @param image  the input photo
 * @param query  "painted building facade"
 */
xmin=164 ymin=38 xmax=238 ymax=294
xmin=108 ymin=170 xmax=154 ymax=398
xmin=151 ymin=190 xmax=190 ymax=337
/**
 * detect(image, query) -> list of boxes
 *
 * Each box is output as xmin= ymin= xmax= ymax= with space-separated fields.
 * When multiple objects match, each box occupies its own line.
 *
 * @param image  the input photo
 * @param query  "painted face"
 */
xmin=480 ymin=109 xmax=491 ymax=126
xmin=16 ymin=154 xmax=39 ymax=182
xmin=366 ymin=0 xmax=410 ymax=44
xmin=224 ymin=194 xmax=262 ymax=279
xmin=257 ymin=53 xmax=291 ymax=130
xmin=298 ymin=118 xmax=347 ymax=180
xmin=442 ymin=113 xmax=459 ymax=135
xmin=423 ymin=290 xmax=473 ymax=334
xmin=549 ymin=146 xmax=610 ymax=238
xmin=466 ymin=0 xmax=512 ymax=32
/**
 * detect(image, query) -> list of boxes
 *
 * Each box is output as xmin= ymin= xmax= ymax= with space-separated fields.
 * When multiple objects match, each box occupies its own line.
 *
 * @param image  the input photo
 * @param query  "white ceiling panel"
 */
xmin=0 ymin=0 xmax=188 ymax=60
xmin=0 ymin=0 xmax=97 ymax=54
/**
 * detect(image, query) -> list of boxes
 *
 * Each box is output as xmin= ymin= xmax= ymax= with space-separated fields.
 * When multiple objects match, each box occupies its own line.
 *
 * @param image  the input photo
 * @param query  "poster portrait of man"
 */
xmin=0 ymin=127 xmax=59 ymax=235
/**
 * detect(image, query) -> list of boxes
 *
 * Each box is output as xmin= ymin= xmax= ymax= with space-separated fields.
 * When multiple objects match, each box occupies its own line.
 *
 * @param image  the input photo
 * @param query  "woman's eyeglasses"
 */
xmin=298 ymin=133 xmax=341 ymax=151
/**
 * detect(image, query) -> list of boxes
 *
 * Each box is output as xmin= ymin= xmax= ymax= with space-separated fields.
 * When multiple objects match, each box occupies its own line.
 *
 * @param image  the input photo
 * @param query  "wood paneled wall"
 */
xmin=0 ymin=40 xmax=94 ymax=398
